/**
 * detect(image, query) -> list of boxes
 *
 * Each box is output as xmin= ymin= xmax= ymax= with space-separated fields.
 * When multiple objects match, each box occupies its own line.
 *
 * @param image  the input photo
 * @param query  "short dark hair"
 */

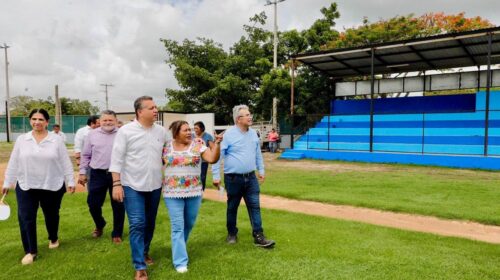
xmin=194 ymin=121 xmax=205 ymax=132
xmin=134 ymin=96 xmax=153 ymax=118
xmin=169 ymin=120 xmax=189 ymax=139
xmin=87 ymin=115 xmax=99 ymax=126
xmin=52 ymin=124 xmax=60 ymax=128
xmin=29 ymin=108 xmax=50 ymax=121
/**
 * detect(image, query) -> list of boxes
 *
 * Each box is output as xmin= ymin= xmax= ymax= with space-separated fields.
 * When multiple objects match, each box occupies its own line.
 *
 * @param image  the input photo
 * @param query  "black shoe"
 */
xmin=226 ymin=234 xmax=237 ymax=244
xmin=253 ymin=232 xmax=275 ymax=248
xmin=92 ymin=228 xmax=103 ymax=238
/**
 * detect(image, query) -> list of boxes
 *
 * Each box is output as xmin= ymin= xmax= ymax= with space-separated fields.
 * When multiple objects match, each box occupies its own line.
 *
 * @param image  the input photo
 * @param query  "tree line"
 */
xmin=10 ymin=96 xmax=99 ymax=116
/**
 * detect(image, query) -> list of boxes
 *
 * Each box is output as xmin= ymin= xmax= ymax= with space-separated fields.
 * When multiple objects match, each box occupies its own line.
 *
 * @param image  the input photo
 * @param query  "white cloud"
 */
xmin=0 ymin=0 xmax=499 ymax=113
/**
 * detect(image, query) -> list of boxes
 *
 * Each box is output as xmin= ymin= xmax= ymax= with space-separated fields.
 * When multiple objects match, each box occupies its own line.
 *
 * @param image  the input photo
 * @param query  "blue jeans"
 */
xmin=123 ymin=186 xmax=161 ymax=271
xmin=269 ymin=141 xmax=278 ymax=153
xmin=164 ymin=196 xmax=202 ymax=269
xmin=224 ymin=172 xmax=263 ymax=236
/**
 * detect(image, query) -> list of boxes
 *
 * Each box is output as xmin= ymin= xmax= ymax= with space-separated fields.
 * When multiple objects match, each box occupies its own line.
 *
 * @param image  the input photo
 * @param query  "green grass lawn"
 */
xmin=0 ymin=142 xmax=14 ymax=164
xmin=259 ymin=160 xmax=500 ymax=225
xmin=0 ymin=194 xmax=498 ymax=280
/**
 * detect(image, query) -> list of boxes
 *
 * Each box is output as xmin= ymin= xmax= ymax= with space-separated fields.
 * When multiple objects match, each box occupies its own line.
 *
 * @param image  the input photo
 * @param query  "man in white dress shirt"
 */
xmin=74 ymin=115 xmax=100 ymax=166
xmin=50 ymin=124 xmax=66 ymax=143
xmin=110 ymin=96 xmax=166 ymax=280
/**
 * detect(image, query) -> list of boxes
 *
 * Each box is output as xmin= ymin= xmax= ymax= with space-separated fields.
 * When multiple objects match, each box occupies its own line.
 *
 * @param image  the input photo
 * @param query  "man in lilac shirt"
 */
xmin=79 ymin=110 xmax=125 ymax=243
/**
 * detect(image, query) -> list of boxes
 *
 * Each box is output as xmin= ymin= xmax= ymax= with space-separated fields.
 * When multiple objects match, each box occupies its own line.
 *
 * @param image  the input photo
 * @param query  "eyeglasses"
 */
xmin=238 ymin=114 xmax=253 ymax=119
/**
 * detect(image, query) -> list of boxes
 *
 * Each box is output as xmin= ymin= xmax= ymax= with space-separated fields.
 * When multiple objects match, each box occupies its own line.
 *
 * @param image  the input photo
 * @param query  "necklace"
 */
xmin=172 ymin=140 xmax=190 ymax=151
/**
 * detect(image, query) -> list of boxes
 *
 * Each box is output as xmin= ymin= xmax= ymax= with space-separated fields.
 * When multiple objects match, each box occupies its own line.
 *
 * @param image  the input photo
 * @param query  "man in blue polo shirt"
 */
xmin=212 ymin=105 xmax=275 ymax=248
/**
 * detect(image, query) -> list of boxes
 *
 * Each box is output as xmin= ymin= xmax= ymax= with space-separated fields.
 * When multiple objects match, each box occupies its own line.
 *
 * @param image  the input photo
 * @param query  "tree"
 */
xmin=161 ymin=14 xmax=275 ymax=124
xmin=10 ymin=96 xmax=55 ymax=116
xmin=60 ymin=97 xmax=99 ymax=115
xmin=161 ymin=4 xmax=341 ymax=123
xmin=302 ymin=3 xmax=340 ymax=52
xmin=327 ymin=12 xmax=493 ymax=49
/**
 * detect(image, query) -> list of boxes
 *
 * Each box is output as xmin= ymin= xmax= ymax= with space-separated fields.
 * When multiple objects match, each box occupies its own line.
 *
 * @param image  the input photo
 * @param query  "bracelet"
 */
xmin=112 ymin=180 xmax=120 ymax=183
xmin=112 ymin=184 xmax=122 ymax=188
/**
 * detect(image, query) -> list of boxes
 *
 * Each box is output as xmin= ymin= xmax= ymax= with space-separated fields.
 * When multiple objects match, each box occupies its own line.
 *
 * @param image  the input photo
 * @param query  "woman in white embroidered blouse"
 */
xmin=1 ymin=109 xmax=75 ymax=265
xmin=162 ymin=120 xmax=222 ymax=273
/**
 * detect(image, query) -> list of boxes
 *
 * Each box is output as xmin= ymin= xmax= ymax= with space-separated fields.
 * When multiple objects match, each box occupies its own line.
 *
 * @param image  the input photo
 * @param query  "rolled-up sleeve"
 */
xmin=211 ymin=140 xmax=227 ymax=181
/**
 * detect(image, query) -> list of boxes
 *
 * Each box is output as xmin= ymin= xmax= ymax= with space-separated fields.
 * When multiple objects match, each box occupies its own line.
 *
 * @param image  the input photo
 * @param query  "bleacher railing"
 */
xmin=282 ymin=110 xmax=500 ymax=156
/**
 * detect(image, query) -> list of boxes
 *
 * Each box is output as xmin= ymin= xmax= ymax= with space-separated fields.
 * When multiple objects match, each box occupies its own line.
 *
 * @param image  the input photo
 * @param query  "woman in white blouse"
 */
xmin=1 ymin=109 xmax=75 ymax=265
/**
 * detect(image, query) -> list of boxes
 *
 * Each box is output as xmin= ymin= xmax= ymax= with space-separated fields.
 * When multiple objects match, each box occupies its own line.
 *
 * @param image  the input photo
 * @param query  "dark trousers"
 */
xmin=87 ymin=169 xmax=125 ymax=237
xmin=200 ymin=162 xmax=209 ymax=191
xmin=224 ymin=172 xmax=263 ymax=236
xmin=16 ymin=183 xmax=66 ymax=255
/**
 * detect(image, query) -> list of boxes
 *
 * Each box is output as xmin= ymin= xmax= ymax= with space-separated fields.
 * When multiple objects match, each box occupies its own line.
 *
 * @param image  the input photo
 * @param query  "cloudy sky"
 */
xmin=0 ymin=0 xmax=499 ymax=113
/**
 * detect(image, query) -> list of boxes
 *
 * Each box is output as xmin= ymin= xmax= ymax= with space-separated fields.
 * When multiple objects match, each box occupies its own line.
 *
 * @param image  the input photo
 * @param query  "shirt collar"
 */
xmin=96 ymin=127 xmax=118 ymax=134
xmin=134 ymin=119 xmax=155 ymax=130
xmin=24 ymin=131 xmax=57 ymax=143
xmin=234 ymin=125 xmax=250 ymax=134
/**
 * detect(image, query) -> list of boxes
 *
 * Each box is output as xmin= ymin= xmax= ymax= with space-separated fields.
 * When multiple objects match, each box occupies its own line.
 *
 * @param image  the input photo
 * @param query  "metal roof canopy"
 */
xmin=289 ymin=27 xmax=499 ymax=156
xmin=293 ymin=26 xmax=500 ymax=78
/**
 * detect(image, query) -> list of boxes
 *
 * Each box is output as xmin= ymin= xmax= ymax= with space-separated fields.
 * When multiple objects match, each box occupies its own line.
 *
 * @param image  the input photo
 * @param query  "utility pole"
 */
xmin=0 ymin=43 xmax=11 ymax=142
xmin=100 ymin=83 xmax=113 ymax=110
xmin=54 ymin=85 xmax=62 ymax=125
xmin=265 ymin=0 xmax=285 ymax=68
xmin=265 ymin=0 xmax=285 ymax=130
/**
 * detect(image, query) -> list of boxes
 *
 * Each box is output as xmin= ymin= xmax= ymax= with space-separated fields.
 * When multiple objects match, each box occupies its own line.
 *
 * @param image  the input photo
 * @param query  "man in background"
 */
xmin=51 ymin=124 xmax=66 ymax=143
xmin=74 ymin=115 xmax=100 ymax=166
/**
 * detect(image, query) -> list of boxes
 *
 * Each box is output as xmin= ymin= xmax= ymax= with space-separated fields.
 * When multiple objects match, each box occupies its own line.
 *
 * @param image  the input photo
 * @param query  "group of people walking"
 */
xmin=1 ymin=96 xmax=275 ymax=280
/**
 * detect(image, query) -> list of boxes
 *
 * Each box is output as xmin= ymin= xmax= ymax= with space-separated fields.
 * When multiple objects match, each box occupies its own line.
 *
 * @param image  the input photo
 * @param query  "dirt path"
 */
xmin=203 ymin=189 xmax=500 ymax=244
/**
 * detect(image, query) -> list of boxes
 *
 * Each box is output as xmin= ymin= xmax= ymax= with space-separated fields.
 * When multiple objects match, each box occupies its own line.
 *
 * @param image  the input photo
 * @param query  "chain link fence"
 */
xmin=0 ymin=115 xmax=89 ymax=133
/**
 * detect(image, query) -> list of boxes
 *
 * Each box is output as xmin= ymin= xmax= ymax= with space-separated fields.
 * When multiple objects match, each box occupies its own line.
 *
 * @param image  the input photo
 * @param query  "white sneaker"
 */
xmin=176 ymin=266 xmax=188 ymax=273
xmin=48 ymin=240 xmax=59 ymax=249
xmin=21 ymin=253 xmax=35 ymax=265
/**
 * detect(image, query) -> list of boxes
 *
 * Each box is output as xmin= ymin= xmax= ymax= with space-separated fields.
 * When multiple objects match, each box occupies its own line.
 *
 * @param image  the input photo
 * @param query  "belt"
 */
xmin=91 ymin=168 xmax=110 ymax=173
xmin=226 ymin=171 xmax=255 ymax=178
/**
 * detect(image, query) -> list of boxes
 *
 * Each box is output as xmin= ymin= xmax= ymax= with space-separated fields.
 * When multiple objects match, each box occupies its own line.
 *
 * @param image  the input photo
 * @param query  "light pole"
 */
xmin=0 ymin=43 xmax=11 ymax=142
xmin=100 ymin=83 xmax=113 ymax=110
xmin=265 ymin=0 xmax=285 ymax=129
